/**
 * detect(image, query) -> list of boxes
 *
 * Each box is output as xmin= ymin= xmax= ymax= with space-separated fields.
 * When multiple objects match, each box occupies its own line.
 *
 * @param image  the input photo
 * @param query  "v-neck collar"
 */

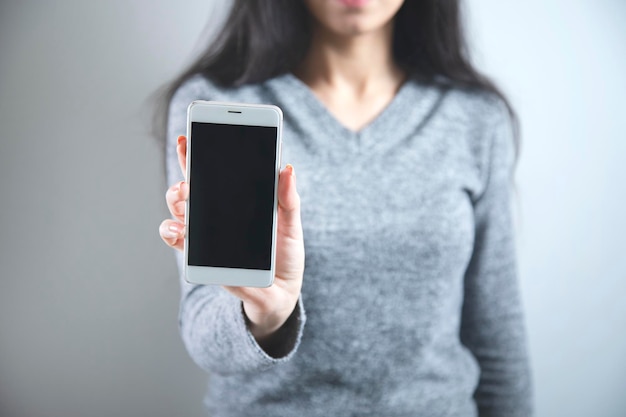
xmin=280 ymin=73 xmax=418 ymax=137
xmin=266 ymin=72 xmax=443 ymax=156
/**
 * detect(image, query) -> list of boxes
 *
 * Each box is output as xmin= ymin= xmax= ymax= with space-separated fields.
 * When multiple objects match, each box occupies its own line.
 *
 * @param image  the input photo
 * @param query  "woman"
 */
xmin=158 ymin=0 xmax=532 ymax=416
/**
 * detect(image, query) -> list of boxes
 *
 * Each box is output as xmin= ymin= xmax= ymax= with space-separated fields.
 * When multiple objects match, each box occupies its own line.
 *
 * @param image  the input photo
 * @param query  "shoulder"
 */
xmin=169 ymin=74 xmax=231 ymax=115
xmin=432 ymin=84 xmax=517 ymax=188
xmin=170 ymin=74 xmax=281 ymax=111
xmin=168 ymin=74 xmax=291 ymax=131
xmin=436 ymin=84 xmax=513 ymax=133
xmin=167 ymin=75 xmax=213 ymax=137
xmin=167 ymin=74 xmax=261 ymax=135
xmin=167 ymin=73 xmax=295 ymax=135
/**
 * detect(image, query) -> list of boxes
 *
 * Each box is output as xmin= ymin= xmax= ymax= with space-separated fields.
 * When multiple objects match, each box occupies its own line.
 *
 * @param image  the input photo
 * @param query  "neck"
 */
xmin=296 ymin=21 xmax=404 ymax=95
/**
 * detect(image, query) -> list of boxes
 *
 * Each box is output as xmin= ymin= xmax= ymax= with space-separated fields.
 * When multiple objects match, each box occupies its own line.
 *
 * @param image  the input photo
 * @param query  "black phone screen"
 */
xmin=188 ymin=122 xmax=278 ymax=270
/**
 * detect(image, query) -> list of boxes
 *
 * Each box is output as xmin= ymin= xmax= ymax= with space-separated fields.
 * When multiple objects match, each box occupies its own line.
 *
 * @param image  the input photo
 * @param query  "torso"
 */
xmin=171 ymin=73 xmax=507 ymax=416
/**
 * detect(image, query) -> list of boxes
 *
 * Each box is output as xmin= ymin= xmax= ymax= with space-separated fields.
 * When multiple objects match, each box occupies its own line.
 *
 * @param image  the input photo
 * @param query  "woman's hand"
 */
xmin=159 ymin=136 xmax=305 ymax=345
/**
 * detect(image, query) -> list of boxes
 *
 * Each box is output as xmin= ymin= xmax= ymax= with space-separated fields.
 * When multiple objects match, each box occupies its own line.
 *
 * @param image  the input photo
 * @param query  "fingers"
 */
xmin=161 ymin=135 xmax=187 ymax=253
xmin=177 ymin=135 xmax=187 ymax=179
xmin=277 ymin=164 xmax=302 ymax=239
xmin=159 ymin=219 xmax=185 ymax=251
xmin=165 ymin=180 xmax=189 ymax=222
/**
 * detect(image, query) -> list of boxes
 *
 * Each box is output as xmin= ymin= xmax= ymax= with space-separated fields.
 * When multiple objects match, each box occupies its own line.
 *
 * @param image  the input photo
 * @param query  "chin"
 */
xmin=325 ymin=12 xmax=381 ymax=36
xmin=306 ymin=0 xmax=403 ymax=37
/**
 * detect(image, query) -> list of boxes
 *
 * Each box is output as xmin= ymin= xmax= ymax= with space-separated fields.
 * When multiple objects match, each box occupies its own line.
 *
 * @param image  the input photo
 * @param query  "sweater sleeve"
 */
xmin=165 ymin=76 xmax=306 ymax=375
xmin=460 ymin=103 xmax=533 ymax=416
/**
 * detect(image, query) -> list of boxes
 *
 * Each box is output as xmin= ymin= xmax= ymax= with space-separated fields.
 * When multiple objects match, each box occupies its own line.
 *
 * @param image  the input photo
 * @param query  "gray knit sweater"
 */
xmin=166 ymin=73 xmax=532 ymax=417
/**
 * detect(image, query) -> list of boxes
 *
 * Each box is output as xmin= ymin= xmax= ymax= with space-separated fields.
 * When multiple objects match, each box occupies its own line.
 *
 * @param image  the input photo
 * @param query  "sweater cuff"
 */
xmin=234 ymin=295 xmax=306 ymax=370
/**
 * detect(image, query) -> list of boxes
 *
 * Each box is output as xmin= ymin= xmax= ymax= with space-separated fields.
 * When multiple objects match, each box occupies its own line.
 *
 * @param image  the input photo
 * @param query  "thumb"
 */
xmin=277 ymin=164 xmax=302 ymax=235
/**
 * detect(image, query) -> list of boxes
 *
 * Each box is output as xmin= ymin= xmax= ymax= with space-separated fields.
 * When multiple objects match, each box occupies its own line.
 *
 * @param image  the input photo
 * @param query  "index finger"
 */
xmin=177 ymin=135 xmax=187 ymax=179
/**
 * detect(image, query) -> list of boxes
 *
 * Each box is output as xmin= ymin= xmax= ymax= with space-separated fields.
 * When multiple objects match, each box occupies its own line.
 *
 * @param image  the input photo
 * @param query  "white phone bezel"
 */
xmin=184 ymin=100 xmax=283 ymax=287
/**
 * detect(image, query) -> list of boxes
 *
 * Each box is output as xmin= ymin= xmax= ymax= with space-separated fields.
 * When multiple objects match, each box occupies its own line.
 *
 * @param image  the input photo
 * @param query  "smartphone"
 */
xmin=184 ymin=100 xmax=282 ymax=287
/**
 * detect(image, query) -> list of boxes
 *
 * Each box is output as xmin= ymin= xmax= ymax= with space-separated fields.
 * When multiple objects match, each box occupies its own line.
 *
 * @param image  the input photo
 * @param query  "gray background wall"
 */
xmin=0 ymin=1 xmax=624 ymax=416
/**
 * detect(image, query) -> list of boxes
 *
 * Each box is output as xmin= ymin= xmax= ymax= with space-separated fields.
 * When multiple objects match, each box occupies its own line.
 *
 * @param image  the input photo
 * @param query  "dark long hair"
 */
xmin=155 ymin=0 xmax=518 ymax=152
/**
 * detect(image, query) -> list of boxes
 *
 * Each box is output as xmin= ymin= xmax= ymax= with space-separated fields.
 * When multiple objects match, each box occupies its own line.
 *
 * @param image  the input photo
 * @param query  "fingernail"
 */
xmin=164 ymin=223 xmax=182 ymax=238
xmin=286 ymin=164 xmax=295 ymax=178
xmin=177 ymin=136 xmax=185 ymax=145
